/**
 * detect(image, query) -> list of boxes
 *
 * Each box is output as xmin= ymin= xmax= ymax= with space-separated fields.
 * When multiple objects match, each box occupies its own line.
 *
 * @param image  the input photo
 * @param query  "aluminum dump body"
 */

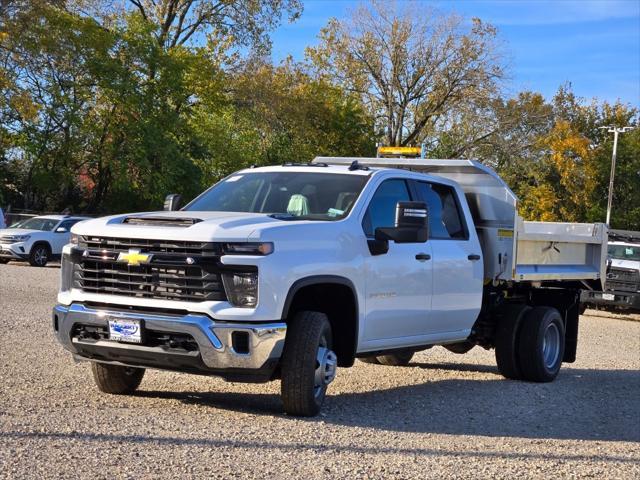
xmin=314 ymin=157 xmax=607 ymax=289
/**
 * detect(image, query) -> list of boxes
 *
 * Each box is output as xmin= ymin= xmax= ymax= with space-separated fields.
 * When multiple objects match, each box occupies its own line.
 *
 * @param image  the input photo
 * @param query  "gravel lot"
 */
xmin=1 ymin=262 xmax=639 ymax=479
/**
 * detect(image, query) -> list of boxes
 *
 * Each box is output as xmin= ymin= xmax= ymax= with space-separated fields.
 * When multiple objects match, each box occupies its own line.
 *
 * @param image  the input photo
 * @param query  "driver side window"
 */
xmin=57 ymin=220 xmax=77 ymax=231
xmin=362 ymin=179 xmax=411 ymax=237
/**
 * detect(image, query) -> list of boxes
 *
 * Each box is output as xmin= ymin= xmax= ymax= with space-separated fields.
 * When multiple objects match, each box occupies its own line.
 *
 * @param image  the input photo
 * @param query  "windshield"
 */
xmin=185 ymin=172 xmax=369 ymax=220
xmin=608 ymin=244 xmax=640 ymax=262
xmin=10 ymin=217 xmax=59 ymax=231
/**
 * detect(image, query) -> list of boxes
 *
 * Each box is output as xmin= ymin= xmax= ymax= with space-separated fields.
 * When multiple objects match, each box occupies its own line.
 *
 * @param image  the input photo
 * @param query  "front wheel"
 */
xmin=280 ymin=311 xmax=336 ymax=417
xmin=91 ymin=363 xmax=145 ymax=394
xmin=29 ymin=244 xmax=50 ymax=267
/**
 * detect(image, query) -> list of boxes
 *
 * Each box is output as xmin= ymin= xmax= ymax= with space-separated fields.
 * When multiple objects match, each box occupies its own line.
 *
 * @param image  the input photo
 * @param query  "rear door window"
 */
xmin=414 ymin=181 xmax=468 ymax=240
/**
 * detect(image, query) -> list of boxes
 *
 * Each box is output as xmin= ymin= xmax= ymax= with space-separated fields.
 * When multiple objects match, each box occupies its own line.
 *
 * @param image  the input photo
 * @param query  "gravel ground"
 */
xmin=1 ymin=262 xmax=639 ymax=479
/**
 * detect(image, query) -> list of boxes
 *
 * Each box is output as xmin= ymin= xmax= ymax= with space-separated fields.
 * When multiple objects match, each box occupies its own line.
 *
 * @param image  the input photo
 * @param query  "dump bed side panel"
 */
xmin=514 ymin=219 xmax=607 ymax=289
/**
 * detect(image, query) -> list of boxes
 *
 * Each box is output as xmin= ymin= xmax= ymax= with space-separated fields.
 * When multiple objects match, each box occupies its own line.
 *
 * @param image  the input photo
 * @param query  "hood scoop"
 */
xmin=122 ymin=216 xmax=203 ymax=227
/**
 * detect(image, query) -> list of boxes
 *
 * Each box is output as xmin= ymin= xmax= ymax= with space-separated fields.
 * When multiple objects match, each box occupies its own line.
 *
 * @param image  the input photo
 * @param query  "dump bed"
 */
xmin=314 ymin=157 xmax=608 ymax=289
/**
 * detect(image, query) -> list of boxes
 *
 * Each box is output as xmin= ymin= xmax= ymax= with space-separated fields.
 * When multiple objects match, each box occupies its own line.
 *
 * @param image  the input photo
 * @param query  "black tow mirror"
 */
xmin=375 ymin=201 xmax=429 ymax=244
xmin=164 ymin=194 xmax=182 ymax=211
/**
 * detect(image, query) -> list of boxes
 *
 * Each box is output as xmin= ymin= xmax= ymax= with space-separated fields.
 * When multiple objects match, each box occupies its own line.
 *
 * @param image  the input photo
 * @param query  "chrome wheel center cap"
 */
xmin=315 ymin=346 xmax=338 ymax=387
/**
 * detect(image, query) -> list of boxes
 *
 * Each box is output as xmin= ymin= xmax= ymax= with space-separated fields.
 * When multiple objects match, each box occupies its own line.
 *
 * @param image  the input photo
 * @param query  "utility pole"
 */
xmin=600 ymin=126 xmax=634 ymax=226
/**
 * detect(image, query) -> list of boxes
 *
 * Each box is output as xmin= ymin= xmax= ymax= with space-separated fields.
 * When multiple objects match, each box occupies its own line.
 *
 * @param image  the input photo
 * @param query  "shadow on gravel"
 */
xmin=1 ymin=430 xmax=637 ymax=465
xmin=136 ymin=389 xmax=283 ymax=415
xmin=139 ymin=364 xmax=640 ymax=443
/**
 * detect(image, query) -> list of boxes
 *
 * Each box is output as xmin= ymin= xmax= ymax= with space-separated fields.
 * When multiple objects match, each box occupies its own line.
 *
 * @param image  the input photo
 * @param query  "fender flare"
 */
xmin=30 ymin=240 xmax=52 ymax=255
xmin=282 ymin=275 xmax=360 ymax=364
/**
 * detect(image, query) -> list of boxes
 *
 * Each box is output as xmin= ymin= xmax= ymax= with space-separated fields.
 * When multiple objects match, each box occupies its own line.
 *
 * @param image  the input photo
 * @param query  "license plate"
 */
xmin=108 ymin=318 xmax=143 ymax=344
xmin=602 ymin=293 xmax=615 ymax=301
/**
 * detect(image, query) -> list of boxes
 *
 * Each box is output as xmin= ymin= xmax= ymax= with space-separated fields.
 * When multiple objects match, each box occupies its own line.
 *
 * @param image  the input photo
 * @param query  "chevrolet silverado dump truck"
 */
xmin=53 ymin=157 xmax=607 ymax=416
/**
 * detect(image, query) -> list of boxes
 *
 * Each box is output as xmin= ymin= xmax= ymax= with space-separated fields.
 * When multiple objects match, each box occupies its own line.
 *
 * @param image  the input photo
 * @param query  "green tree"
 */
xmin=306 ymin=0 xmax=504 ymax=148
xmin=191 ymin=59 xmax=376 ymax=187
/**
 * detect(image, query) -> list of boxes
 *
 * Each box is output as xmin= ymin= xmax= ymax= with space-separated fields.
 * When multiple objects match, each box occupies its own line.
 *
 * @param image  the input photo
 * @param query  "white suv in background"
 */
xmin=0 ymin=215 xmax=90 ymax=267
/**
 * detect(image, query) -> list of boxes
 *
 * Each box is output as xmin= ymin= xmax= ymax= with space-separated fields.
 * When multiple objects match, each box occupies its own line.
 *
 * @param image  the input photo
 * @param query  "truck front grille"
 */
xmin=73 ymin=236 xmax=227 ymax=302
xmin=606 ymin=267 xmax=640 ymax=293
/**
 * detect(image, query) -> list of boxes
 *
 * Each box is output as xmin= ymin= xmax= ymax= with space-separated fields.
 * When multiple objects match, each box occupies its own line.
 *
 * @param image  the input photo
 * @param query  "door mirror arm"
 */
xmin=367 ymin=237 xmax=389 ymax=256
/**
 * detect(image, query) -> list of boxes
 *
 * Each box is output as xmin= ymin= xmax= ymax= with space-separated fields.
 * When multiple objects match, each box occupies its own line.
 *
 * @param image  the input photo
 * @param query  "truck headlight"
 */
xmin=60 ymin=252 xmax=74 ymax=292
xmin=69 ymin=233 xmax=79 ymax=245
xmin=222 ymin=272 xmax=258 ymax=308
xmin=223 ymin=242 xmax=273 ymax=255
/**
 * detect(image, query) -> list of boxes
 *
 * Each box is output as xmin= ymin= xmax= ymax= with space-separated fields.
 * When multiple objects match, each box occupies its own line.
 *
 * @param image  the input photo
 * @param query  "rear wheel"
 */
xmin=91 ymin=363 xmax=145 ymax=394
xmin=29 ymin=243 xmax=50 ymax=267
xmin=281 ymin=311 xmax=336 ymax=417
xmin=517 ymin=307 xmax=565 ymax=382
xmin=0 ymin=258 xmax=9 ymax=264
xmin=377 ymin=350 xmax=414 ymax=366
xmin=495 ymin=304 xmax=531 ymax=380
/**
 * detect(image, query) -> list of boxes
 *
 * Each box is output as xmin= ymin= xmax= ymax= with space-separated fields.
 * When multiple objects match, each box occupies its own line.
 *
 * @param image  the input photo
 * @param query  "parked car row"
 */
xmin=0 ymin=215 xmax=90 ymax=267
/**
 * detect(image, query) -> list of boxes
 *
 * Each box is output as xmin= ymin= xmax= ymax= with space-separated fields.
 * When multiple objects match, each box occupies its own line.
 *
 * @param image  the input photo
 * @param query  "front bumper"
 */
xmin=53 ymin=303 xmax=287 ymax=382
xmin=0 ymin=243 xmax=28 ymax=260
xmin=581 ymin=290 xmax=640 ymax=309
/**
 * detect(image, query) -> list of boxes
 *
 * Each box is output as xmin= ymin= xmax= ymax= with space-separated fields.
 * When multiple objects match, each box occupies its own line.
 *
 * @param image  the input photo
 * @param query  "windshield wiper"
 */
xmin=268 ymin=213 xmax=297 ymax=220
xmin=268 ymin=213 xmax=337 ymax=221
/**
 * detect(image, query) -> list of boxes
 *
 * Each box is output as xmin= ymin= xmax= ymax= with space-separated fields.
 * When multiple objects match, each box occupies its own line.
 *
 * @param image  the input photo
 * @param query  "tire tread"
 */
xmin=281 ymin=311 xmax=331 ymax=416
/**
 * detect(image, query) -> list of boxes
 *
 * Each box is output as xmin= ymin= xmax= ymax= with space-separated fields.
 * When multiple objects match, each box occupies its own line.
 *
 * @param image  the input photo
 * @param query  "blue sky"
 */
xmin=270 ymin=0 xmax=640 ymax=105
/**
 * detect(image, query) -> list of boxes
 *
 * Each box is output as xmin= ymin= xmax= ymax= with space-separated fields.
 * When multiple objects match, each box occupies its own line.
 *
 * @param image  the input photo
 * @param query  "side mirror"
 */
xmin=164 ymin=194 xmax=182 ymax=211
xmin=375 ymin=201 xmax=429 ymax=244
xmin=56 ymin=227 xmax=68 ymax=233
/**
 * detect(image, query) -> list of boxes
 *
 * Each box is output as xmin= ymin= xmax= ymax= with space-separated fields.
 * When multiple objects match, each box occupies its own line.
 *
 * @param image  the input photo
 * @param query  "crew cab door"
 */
xmin=361 ymin=179 xmax=434 ymax=347
xmin=412 ymin=180 xmax=483 ymax=335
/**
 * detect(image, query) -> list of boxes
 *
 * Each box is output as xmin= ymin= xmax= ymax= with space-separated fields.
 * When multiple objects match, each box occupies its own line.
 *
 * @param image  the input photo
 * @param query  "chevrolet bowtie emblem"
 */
xmin=117 ymin=248 xmax=152 ymax=266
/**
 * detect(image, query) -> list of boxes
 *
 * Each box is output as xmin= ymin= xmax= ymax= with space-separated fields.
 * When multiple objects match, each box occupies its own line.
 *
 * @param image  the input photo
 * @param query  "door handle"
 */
xmin=415 ymin=253 xmax=431 ymax=261
xmin=468 ymin=254 xmax=481 ymax=261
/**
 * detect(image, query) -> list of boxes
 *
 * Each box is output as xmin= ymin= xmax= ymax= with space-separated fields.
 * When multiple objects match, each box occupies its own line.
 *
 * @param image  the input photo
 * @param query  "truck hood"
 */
xmin=71 ymin=211 xmax=286 ymax=242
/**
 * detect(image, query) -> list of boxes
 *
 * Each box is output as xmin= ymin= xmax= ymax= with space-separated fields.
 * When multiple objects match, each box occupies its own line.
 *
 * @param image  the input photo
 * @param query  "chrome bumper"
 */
xmin=53 ymin=304 xmax=287 ymax=375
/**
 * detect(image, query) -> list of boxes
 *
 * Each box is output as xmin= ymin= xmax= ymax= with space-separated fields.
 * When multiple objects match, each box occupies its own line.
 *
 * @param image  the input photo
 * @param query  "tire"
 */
xmin=494 ymin=304 xmax=531 ymax=380
xmin=359 ymin=356 xmax=380 ymax=364
xmin=29 ymin=243 xmax=50 ymax=267
xmin=0 ymin=258 xmax=9 ymax=264
xmin=377 ymin=350 xmax=414 ymax=366
xmin=281 ymin=311 xmax=336 ymax=417
xmin=444 ymin=341 xmax=475 ymax=354
xmin=91 ymin=362 xmax=145 ymax=394
xmin=517 ymin=306 xmax=565 ymax=382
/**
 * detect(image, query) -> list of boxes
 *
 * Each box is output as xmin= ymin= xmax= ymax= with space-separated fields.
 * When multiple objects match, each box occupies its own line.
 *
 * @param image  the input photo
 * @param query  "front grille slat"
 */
xmin=606 ymin=267 xmax=640 ymax=293
xmin=76 ymin=267 xmax=220 ymax=282
xmin=75 ymin=274 xmax=222 ymax=291
xmin=74 ymin=236 xmax=227 ymax=302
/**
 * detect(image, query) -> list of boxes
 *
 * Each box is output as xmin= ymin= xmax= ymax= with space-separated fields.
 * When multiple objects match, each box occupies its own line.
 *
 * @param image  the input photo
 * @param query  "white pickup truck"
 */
xmin=52 ymin=158 xmax=607 ymax=416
